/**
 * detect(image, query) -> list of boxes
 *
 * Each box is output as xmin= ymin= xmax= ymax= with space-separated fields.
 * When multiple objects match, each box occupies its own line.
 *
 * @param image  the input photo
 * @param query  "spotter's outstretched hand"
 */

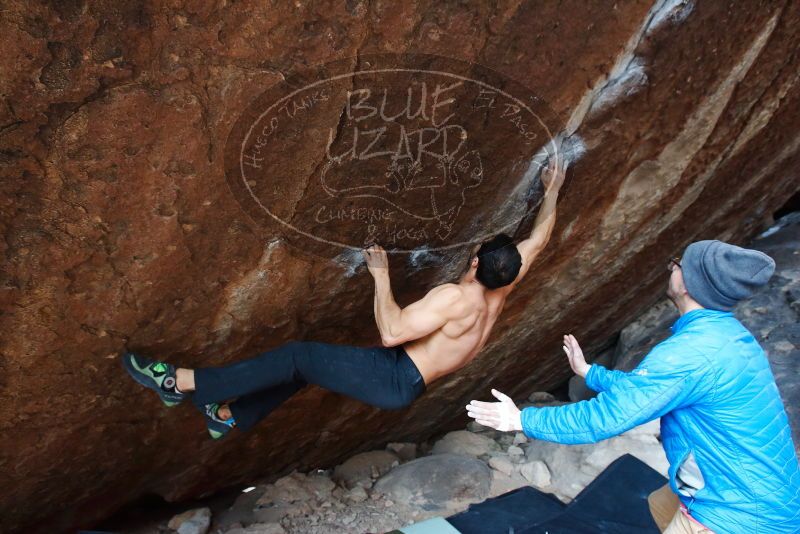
xmin=466 ymin=389 xmax=523 ymax=432
xmin=563 ymin=334 xmax=590 ymax=378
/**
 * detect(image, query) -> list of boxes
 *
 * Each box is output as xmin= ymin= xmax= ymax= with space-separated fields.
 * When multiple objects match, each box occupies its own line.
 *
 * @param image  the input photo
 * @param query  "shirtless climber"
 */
xmin=122 ymin=155 xmax=567 ymax=439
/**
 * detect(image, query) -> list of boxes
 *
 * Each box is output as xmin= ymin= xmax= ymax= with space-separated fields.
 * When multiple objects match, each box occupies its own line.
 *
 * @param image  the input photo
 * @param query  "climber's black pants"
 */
xmin=191 ymin=341 xmax=426 ymax=432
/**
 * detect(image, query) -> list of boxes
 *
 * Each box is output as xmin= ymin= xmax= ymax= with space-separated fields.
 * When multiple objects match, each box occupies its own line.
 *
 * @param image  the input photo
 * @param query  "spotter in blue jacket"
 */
xmin=521 ymin=309 xmax=800 ymax=534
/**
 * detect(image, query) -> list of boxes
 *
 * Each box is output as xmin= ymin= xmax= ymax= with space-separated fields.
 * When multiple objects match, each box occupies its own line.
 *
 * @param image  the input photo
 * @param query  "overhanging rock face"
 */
xmin=1 ymin=1 xmax=799 ymax=532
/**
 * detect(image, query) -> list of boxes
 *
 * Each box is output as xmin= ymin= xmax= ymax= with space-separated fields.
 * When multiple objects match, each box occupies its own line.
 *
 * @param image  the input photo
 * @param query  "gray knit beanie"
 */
xmin=681 ymin=240 xmax=775 ymax=311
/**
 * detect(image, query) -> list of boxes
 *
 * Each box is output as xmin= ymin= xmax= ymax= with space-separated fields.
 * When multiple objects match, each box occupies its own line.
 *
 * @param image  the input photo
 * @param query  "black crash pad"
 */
xmin=448 ymin=454 xmax=667 ymax=534
xmin=447 ymin=485 xmax=566 ymax=533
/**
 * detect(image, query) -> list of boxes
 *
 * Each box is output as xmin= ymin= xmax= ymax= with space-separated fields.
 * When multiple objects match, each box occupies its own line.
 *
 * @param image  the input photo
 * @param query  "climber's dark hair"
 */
xmin=475 ymin=233 xmax=522 ymax=289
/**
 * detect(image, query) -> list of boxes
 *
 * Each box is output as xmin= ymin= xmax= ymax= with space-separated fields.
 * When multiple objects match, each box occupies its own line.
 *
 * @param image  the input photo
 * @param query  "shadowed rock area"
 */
xmin=1 ymin=0 xmax=799 ymax=532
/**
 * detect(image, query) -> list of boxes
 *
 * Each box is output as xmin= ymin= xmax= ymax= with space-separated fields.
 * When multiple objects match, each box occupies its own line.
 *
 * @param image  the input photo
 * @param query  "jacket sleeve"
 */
xmin=584 ymin=364 xmax=628 ymax=393
xmin=521 ymin=339 xmax=712 ymax=444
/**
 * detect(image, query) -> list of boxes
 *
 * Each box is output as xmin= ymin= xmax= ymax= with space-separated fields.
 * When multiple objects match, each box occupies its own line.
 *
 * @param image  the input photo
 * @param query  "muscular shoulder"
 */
xmin=424 ymin=284 xmax=469 ymax=315
xmin=428 ymin=283 xmax=464 ymax=303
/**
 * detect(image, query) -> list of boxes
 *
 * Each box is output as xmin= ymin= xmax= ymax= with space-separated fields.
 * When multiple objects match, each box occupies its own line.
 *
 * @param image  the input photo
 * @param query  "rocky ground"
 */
xmin=127 ymin=407 xmax=666 ymax=534
xmin=118 ymin=212 xmax=800 ymax=534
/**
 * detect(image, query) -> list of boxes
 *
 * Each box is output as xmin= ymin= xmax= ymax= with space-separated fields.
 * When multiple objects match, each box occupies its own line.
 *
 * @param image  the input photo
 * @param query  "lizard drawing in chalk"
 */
xmin=319 ymin=148 xmax=484 ymax=240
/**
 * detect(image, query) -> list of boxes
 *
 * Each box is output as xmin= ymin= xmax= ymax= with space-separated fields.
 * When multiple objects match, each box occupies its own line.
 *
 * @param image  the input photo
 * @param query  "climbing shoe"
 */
xmin=203 ymin=403 xmax=236 ymax=439
xmin=121 ymin=352 xmax=187 ymax=407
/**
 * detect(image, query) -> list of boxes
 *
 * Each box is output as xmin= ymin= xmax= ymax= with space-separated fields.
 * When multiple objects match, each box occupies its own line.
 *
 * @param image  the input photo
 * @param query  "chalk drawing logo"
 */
xmin=224 ymin=53 xmax=559 ymax=256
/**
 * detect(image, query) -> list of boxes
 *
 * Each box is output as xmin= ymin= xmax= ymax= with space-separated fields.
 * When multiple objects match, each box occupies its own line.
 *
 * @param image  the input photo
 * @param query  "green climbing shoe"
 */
xmin=121 ymin=352 xmax=187 ymax=407
xmin=203 ymin=403 xmax=236 ymax=439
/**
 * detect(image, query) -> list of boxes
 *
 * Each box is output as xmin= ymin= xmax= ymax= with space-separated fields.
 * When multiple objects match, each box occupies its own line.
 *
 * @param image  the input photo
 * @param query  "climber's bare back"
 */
xmin=370 ymin=155 xmax=566 ymax=387
xmin=402 ymin=279 xmax=514 ymax=385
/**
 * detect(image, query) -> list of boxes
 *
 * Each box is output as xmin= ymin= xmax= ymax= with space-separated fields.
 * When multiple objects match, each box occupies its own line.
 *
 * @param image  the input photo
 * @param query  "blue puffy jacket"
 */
xmin=520 ymin=309 xmax=800 ymax=533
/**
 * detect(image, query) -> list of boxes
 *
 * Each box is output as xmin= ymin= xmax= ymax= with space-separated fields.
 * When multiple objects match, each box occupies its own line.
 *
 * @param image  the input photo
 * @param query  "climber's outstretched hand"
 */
xmin=541 ymin=152 xmax=567 ymax=193
xmin=363 ymin=244 xmax=388 ymax=276
xmin=466 ymin=389 xmax=523 ymax=432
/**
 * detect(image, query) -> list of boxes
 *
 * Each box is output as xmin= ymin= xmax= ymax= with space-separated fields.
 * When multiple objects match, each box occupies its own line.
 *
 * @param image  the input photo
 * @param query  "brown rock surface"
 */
xmin=1 ymin=1 xmax=799 ymax=532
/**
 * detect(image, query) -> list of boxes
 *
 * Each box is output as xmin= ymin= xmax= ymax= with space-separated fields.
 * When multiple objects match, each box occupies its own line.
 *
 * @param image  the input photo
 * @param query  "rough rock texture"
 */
xmin=372 ymin=453 xmax=492 ymax=508
xmin=430 ymin=430 xmax=501 ymax=457
xmin=332 ymin=450 xmax=399 ymax=489
xmin=1 ymin=1 xmax=799 ymax=532
xmin=168 ymin=507 xmax=212 ymax=534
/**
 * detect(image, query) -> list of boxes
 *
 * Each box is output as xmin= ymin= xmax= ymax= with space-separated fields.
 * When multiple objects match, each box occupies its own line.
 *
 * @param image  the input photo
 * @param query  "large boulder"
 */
xmin=519 ymin=460 xmax=552 ymax=488
xmin=431 ymin=430 xmax=501 ymax=458
xmin=332 ymin=450 xmax=400 ymax=489
xmin=168 ymin=508 xmax=212 ymax=534
xmin=373 ymin=454 xmax=491 ymax=509
xmin=1 ymin=1 xmax=798 ymax=531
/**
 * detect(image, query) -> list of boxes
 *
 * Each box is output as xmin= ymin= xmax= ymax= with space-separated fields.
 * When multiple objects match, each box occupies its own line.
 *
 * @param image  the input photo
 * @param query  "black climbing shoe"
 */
xmin=121 ymin=352 xmax=187 ymax=407
xmin=203 ymin=403 xmax=236 ymax=439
